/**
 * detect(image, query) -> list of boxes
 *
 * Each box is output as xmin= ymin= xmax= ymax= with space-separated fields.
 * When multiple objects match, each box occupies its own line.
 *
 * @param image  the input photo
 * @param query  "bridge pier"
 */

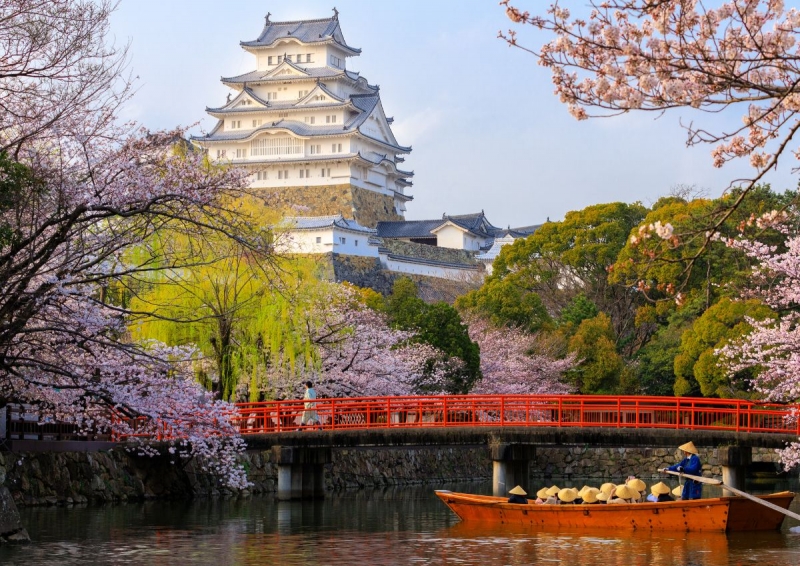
xmin=272 ymin=446 xmax=331 ymax=500
xmin=718 ymin=446 xmax=751 ymax=496
xmin=491 ymin=443 xmax=535 ymax=497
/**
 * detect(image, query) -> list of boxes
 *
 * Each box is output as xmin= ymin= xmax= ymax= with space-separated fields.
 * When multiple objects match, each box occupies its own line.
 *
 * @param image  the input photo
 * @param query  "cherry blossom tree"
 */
xmin=466 ymin=317 xmax=575 ymax=395
xmin=500 ymin=0 xmax=800 ymax=281
xmin=0 ymin=0 xmax=256 ymax=487
xmin=718 ymin=214 xmax=800 ymax=469
xmin=273 ymin=284 xmax=458 ymax=399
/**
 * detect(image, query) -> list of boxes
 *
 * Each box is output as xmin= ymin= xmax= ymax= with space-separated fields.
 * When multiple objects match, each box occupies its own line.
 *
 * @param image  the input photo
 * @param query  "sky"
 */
xmin=110 ymin=0 xmax=798 ymax=228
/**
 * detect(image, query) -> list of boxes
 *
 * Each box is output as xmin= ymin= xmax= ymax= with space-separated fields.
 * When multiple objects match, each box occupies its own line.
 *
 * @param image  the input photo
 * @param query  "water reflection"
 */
xmin=1 ymin=480 xmax=799 ymax=565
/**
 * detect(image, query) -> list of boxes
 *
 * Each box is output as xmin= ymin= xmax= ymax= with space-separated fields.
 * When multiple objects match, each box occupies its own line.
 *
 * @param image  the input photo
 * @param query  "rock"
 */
xmin=0 ymin=486 xmax=30 ymax=545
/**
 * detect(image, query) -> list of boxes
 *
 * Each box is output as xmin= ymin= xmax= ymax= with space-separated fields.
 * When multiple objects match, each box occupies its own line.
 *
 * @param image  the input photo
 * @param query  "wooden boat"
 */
xmin=435 ymin=490 xmax=796 ymax=532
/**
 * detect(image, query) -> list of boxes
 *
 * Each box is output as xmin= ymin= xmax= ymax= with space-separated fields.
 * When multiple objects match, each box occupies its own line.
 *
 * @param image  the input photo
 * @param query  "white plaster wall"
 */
xmin=435 ymin=225 xmax=466 ymax=250
xmin=282 ymin=228 xmax=377 ymax=257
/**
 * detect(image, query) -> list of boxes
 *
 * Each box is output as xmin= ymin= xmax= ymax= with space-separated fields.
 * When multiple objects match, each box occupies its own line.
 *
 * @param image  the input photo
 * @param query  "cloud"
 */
xmin=391 ymin=107 xmax=447 ymax=145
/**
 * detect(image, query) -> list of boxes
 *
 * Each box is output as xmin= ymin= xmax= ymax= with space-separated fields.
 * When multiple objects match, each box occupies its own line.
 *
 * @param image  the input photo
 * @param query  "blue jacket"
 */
xmin=667 ymin=454 xmax=702 ymax=499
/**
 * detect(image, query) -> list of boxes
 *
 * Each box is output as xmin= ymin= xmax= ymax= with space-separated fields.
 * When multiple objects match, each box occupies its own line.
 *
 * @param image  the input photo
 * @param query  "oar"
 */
xmin=661 ymin=469 xmax=800 ymax=522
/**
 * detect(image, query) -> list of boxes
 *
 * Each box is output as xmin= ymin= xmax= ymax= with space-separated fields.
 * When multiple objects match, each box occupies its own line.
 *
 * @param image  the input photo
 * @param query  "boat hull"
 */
xmin=435 ymin=490 xmax=795 ymax=532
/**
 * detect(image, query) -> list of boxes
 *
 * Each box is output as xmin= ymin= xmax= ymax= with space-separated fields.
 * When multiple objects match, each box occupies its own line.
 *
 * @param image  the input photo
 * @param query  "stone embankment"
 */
xmin=0 ymin=443 xmax=789 ymax=543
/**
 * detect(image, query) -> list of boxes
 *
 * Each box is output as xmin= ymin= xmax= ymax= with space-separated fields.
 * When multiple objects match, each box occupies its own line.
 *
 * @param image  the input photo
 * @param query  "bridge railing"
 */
xmin=231 ymin=395 xmax=800 ymax=435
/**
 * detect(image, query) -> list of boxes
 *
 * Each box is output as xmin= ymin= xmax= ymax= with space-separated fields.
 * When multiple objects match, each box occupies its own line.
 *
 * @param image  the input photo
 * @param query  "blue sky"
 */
xmin=110 ymin=1 xmax=797 ymax=227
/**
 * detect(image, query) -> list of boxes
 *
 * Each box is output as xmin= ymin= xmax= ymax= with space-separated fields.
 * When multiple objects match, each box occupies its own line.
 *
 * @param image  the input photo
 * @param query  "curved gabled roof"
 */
xmin=241 ymin=15 xmax=361 ymax=55
xmin=221 ymin=66 xmax=378 ymax=92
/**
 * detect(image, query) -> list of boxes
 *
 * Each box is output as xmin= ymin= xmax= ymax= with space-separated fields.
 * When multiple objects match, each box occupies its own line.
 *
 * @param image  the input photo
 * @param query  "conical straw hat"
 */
xmin=596 ymin=491 xmax=611 ymax=502
xmin=614 ymin=485 xmax=637 ymax=500
xmin=651 ymin=482 xmax=671 ymax=495
xmin=509 ymin=485 xmax=527 ymax=496
xmin=627 ymin=478 xmax=646 ymax=492
xmin=558 ymin=488 xmax=578 ymax=503
xmin=582 ymin=489 xmax=600 ymax=503
xmin=536 ymin=487 xmax=549 ymax=499
xmin=545 ymin=485 xmax=561 ymax=497
xmin=600 ymin=482 xmax=616 ymax=496
xmin=672 ymin=485 xmax=683 ymax=497
xmin=679 ymin=441 xmax=699 ymax=455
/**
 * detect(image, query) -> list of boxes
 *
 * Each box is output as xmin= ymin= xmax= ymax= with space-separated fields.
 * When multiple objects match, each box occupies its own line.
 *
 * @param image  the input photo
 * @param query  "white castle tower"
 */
xmin=193 ymin=9 xmax=413 ymax=227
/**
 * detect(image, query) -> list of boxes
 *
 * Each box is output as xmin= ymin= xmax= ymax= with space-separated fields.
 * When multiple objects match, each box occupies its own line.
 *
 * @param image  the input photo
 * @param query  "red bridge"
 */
xmin=232 ymin=394 xmax=800 ymax=435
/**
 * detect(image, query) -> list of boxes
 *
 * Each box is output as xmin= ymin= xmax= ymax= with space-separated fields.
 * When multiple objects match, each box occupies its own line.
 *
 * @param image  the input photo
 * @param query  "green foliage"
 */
xmin=559 ymin=293 xmax=599 ymax=328
xmin=674 ymin=297 xmax=775 ymax=397
xmin=455 ymin=276 xmax=552 ymax=332
xmin=385 ymin=278 xmax=481 ymax=394
xmin=567 ymin=313 xmax=630 ymax=394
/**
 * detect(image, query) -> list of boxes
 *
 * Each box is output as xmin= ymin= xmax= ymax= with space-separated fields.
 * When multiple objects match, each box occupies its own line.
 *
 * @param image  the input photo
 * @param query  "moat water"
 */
xmin=1 ymin=478 xmax=799 ymax=565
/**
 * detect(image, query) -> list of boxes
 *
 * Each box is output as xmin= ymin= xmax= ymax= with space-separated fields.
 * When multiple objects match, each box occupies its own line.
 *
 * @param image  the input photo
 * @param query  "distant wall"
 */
xmin=0 ymin=445 xmax=789 ymax=507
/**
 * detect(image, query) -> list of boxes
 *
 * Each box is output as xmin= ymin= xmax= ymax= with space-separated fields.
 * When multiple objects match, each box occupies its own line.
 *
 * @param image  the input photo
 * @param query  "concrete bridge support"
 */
xmin=718 ymin=446 xmax=751 ymax=495
xmin=272 ymin=446 xmax=331 ymax=500
xmin=491 ymin=443 xmax=536 ymax=497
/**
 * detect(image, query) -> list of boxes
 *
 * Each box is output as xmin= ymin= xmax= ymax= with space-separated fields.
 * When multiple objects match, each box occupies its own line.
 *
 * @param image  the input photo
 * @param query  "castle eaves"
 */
xmin=240 ymin=16 xmax=361 ymax=55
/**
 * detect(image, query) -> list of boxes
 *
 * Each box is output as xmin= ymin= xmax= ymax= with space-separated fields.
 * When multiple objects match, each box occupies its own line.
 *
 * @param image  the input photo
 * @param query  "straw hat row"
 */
xmin=521 ymin=479 xmax=681 ymax=502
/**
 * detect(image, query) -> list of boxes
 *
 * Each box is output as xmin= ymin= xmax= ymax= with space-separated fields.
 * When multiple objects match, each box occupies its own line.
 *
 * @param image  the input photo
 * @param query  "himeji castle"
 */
xmin=193 ymin=9 xmax=541 ymax=287
xmin=192 ymin=9 xmax=413 ymax=228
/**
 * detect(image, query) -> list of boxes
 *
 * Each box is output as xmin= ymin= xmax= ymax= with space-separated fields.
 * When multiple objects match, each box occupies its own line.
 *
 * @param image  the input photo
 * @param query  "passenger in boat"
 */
xmin=608 ymin=484 xmax=637 ymax=504
xmin=581 ymin=489 xmax=601 ymax=504
xmin=557 ymin=488 xmax=579 ymax=504
xmin=544 ymin=485 xmax=561 ymax=504
xmin=626 ymin=477 xmax=647 ymax=502
xmin=666 ymin=441 xmax=703 ymax=499
xmin=507 ymin=485 xmax=528 ymax=504
xmin=647 ymin=482 xmax=674 ymax=503
xmin=599 ymin=482 xmax=616 ymax=501
xmin=672 ymin=485 xmax=683 ymax=500
xmin=596 ymin=491 xmax=610 ymax=504
xmin=534 ymin=487 xmax=549 ymax=504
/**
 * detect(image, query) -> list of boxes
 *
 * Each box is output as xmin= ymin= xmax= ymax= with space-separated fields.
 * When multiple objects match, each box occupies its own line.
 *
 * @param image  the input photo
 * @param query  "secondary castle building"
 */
xmin=192 ymin=10 xmax=413 ymax=228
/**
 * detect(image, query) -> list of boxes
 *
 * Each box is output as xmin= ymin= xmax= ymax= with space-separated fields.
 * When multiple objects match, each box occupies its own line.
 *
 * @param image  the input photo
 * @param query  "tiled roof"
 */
xmin=241 ymin=16 xmax=361 ymax=54
xmin=287 ymin=214 xmax=375 ymax=234
xmin=376 ymin=219 xmax=442 ymax=239
xmin=222 ymin=66 xmax=376 ymax=91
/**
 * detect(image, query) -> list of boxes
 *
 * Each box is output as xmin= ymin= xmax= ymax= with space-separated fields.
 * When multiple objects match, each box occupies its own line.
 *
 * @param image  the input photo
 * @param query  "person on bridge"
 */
xmin=507 ymin=485 xmax=528 ymax=504
xmin=301 ymin=381 xmax=320 ymax=428
xmin=665 ymin=441 xmax=703 ymax=500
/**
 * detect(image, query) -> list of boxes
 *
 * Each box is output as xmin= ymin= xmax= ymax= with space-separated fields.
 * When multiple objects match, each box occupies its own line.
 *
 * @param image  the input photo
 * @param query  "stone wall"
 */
xmin=260 ymin=184 xmax=402 ymax=228
xmin=0 ymin=445 xmax=788 ymax=508
xmin=315 ymin=253 xmax=481 ymax=303
xmin=382 ymin=239 xmax=479 ymax=266
xmin=529 ymin=446 xmax=784 ymax=481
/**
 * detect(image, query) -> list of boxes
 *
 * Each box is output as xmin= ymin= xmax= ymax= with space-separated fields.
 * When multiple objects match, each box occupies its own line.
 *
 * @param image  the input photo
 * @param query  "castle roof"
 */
xmin=194 ymin=92 xmax=412 ymax=154
xmin=241 ymin=14 xmax=361 ymax=55
xmin=287 ymin=214 xmax=375 ymax=234
xmin=222 ymin=67 xmax=375 ymax=91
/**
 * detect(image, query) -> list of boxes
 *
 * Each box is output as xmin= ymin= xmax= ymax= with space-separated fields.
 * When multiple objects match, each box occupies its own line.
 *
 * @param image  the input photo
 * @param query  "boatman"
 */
xmin=666 ymin=441 xmax=703 ymax=500
xmin=507 ymin=485 xmax=528 ymax=504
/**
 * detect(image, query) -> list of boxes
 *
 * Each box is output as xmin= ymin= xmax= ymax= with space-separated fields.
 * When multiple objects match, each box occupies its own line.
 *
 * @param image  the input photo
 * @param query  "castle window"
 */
xmin=339 ymin=237 xmax=346 ymax=244
xmin=298 ymin=90 xmax=309 ymax=99
xmin=299 ymin=169 xmax=310 ymax=179
xmin=305 ymin=116 xmax=316 ymax=125
xmin=331 ymin=143 xmax=342 ymax=153
xmin=310 ymin=144 xmax=321 ymax=154
xmin=326 ymin=115 xmax=337 ymax=124
xmin=316 ymin=236 xmax=321 ymax=244
xmin=256 ymin=171 xmax=268 ymax=180
xmin=252 ymin=119 xmax=262 ymax=127
xmin=306 ymin=54 xmax=312 ymax=63
xmin=330 ymin=55 xmax=341 ymax=67
xmin=216 ymin=149 xmax=226 ymax=159
xmin=278 ymin=170 xmax=290 ymax=180
xmin=235 ymin=148 xmax=246 ymax=158
xmin=267 ymin=92 xmax=278 ymax=100
xmin=251 ymin=136 xmax=303 ymax=156
xmin=321 ymin=168 xmax=330 ymax=177
xmin=230 ymin=120 xmax=241 ymax=129
xmin=268 ymin=56 xmax=274 ymax=65
xmin=354 ymin=240 xmax=359 ymax=247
